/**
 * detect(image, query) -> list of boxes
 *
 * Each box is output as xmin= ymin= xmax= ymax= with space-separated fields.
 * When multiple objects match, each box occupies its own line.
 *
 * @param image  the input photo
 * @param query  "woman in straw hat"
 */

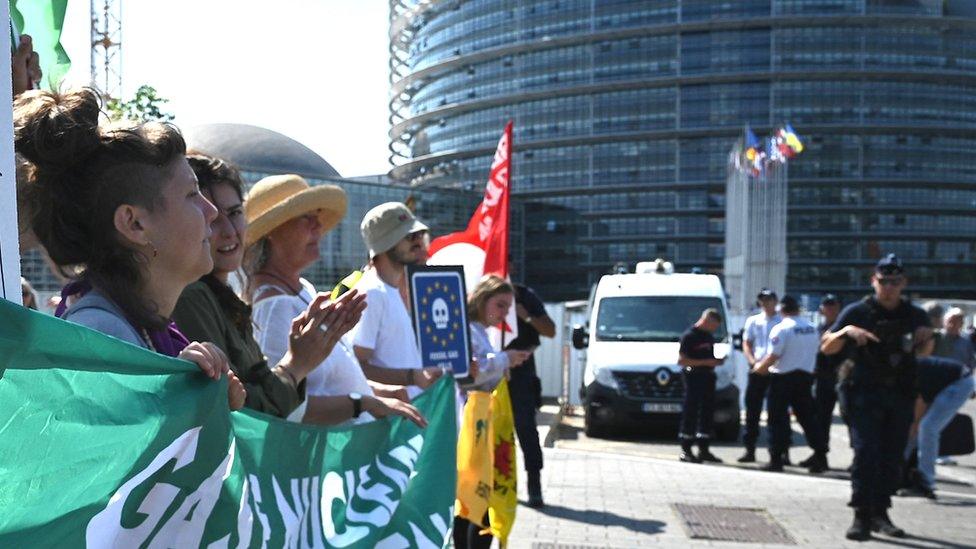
xmin=243 ymin=174 xmax=426 ymax=426
xmin=173 ymin=154 xmax=365 ymax=418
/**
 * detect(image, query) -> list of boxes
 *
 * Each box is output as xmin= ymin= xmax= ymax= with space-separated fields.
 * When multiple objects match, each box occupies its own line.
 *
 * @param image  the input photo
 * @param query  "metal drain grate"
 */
xmin=673 ymin=503 xmax=796 ymax=544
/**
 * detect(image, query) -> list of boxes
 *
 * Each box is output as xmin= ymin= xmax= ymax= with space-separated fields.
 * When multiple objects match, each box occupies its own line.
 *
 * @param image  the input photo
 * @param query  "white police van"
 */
xmin=572 ymin=260 xmax=743 ymax=438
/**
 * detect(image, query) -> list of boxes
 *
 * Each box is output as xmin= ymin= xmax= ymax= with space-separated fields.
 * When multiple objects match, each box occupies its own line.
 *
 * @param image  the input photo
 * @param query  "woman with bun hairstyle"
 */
xmin=14 ymin=88 xmax=244 ymax=409
xmin=172 ymin=153 xmax=365 ymax=418
xmin=243 ymin=174 xmax=427 ymax=427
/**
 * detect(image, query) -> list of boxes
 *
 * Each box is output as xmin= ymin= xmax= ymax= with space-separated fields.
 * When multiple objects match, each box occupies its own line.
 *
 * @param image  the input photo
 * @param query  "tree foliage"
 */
xmin=106 ymin=85 xmax=175 ymax=122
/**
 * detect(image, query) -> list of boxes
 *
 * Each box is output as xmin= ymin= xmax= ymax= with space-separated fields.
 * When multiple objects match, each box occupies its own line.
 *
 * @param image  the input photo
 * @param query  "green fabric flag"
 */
xmin=9 ymin=0 xmax=71 ymax=90
xmin=0 ymin=300 xmax=457 ymax=547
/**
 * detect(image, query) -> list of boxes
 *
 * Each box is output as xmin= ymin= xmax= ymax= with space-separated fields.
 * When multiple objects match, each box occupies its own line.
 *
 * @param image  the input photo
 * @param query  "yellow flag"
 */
xmin=455 ymin=390 xmax=492 ymax=527
xmin=330 ymin=270 xmax=364 ymax=300
xmin=487 ymin=379 xmax=518 ymax=546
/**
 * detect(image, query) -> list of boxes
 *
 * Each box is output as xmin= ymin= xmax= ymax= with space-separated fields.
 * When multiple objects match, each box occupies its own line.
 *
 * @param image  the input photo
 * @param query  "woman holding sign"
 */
xmin=13 ymin=89 xmax=244 ymax=407
xmin=455 ymin=275 xmax=530 ymax=549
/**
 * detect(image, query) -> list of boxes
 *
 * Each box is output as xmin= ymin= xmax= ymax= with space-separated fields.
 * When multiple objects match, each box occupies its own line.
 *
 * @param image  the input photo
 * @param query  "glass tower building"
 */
xmin=389 ymin=0 xmax=976 ymax=302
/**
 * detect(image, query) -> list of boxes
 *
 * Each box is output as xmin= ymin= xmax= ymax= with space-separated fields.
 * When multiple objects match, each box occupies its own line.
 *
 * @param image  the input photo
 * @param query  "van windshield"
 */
xmin=595 ymin=296 xmax=728 ymax=342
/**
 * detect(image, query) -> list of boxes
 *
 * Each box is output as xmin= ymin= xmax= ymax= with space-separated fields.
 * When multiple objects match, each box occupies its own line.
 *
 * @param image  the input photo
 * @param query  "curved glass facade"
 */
xmin=390 ymin=0 xmax=976 ymax=301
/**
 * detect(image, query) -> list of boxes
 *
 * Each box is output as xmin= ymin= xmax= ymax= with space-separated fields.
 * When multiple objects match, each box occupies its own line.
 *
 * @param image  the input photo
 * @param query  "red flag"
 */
xmin=429 ymin=121 xmax=512 ymax=286
xmin=429 ymin=122 xmax=515 ymax=341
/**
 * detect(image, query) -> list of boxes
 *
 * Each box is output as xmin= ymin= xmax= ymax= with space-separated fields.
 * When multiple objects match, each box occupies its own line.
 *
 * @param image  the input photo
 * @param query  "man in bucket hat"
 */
xmin=351 ymin=202 xmax=443 ymax=399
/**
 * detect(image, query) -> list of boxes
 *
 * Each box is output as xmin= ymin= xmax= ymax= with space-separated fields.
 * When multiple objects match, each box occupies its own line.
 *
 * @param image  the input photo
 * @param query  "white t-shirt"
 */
xmin=351 ymin=269 xmax=424 ymax=399
xmin=251 ymin=278 xmax=374 ymax=424
xmin=744 ymin=312 xmax=781 ymax=361
xmin=767 ymin=316 xmax=819 ymax=374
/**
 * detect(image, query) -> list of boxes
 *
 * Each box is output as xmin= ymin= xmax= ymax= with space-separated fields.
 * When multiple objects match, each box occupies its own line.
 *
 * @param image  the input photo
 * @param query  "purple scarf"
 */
xmin=55 ymin=280 xmax=190 ymax=358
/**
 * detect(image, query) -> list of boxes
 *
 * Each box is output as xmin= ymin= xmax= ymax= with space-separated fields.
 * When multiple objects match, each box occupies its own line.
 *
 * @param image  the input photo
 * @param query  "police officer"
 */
xmin=739 ymin=288 xmax=783 ymax=463
xmin=801 ymin=294 xmax=843 ymax=467
xmin=677 ymin=308 xmax=725 ymax=463
xmin=821 ymin=254 xmax=933 ymax=541
xmin=752 ymin=296 xmax=828 ymax=473
xmin=504 ymin=282 xmax=555 ymax=508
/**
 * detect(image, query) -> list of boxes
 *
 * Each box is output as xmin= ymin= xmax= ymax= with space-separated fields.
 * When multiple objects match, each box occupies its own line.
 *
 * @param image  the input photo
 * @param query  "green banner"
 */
xmin=0 ymin=300 xmax=457 ymax=547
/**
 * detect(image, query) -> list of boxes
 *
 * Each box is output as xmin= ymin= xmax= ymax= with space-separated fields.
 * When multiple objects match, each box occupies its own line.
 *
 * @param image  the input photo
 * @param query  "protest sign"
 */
xmin=408 ymin=264 xmax=471 ymax=379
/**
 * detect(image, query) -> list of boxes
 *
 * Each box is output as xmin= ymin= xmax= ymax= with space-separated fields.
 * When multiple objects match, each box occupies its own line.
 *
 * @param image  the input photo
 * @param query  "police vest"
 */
xmin=852 ymin=296 xmax=918 ymax=389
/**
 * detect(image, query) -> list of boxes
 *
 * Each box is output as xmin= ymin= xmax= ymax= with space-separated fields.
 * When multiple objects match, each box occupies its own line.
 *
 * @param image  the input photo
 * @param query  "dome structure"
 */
xmin=182 ymin=123 xmax=341 ymax=179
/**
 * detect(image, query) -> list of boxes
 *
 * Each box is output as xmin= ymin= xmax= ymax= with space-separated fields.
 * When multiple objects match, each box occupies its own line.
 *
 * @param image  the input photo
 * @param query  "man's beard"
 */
xmin=388 ymin=246 xmax=420 ymax=267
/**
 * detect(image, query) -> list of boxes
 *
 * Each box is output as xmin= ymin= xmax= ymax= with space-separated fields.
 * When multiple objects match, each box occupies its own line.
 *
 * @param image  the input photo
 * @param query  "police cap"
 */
xmin=875 ymin=253 xmax=905 ymax=276
xmin=757 ymin=288 xmax=778 ymax=301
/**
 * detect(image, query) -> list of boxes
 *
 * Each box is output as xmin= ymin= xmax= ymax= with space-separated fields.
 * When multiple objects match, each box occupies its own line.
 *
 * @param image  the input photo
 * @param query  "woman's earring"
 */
xmin=147 ymin=241 xmax=158 ymax=259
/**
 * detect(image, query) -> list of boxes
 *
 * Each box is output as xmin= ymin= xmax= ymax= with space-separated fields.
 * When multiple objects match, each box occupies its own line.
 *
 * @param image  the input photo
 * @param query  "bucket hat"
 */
xmin=360 ymin=202 xmax=429 ymax=257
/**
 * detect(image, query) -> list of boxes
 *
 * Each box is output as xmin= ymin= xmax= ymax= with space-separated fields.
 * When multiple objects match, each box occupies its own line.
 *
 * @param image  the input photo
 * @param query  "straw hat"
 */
xmin=244 ymin=174 xmax=347 ymax=247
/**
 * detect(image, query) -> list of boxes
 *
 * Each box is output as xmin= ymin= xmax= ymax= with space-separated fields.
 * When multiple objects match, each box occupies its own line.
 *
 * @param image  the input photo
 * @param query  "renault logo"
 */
xmin=655 ymin=369 xmax=671 ymax=386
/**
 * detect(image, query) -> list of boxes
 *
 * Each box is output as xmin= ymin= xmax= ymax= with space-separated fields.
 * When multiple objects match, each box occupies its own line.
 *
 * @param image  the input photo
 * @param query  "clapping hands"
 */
xmin=288 ymin=289 xmax=368 ymax=375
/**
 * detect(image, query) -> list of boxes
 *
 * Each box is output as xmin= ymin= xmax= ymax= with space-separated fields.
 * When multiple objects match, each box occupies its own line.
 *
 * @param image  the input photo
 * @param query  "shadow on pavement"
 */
xmin=869 ymin=534 xmax=976 ymax=549
xmin=528 ymin=503 xmax=666 ymax=535
xmin=932 ymin=498 xmax=976 ymax=507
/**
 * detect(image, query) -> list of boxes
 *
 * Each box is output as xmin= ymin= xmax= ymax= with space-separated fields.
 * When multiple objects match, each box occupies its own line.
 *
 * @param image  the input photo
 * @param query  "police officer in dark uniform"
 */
xmin=821 ymin=254 xmax=933 ymax=541
xmin=504 ymin=282 xmax=555 ymax=508
xmin=800 ymin=294 xmax=843 ymax=468
xmin=677 ymin=308 xmax=725 ymax=464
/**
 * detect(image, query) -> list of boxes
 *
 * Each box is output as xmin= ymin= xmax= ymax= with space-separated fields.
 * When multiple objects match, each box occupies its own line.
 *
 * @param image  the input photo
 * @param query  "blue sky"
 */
xmin=59 ymin=0 xmax=392 ymax=177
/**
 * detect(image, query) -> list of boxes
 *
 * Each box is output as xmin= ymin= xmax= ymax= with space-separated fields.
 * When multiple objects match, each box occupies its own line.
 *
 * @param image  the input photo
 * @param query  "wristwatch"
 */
xmin=349 ymin=392 xmax=363 ymax=418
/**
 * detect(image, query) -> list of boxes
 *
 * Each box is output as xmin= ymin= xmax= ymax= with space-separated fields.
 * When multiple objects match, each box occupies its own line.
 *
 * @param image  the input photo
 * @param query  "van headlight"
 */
xmin=594 ymin=367 xmax=619 ymax=390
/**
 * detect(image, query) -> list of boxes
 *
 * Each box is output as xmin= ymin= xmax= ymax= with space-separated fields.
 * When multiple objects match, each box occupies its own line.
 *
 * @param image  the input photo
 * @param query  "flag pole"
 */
xmin=501 ymin=119 xmax=513 ymax=349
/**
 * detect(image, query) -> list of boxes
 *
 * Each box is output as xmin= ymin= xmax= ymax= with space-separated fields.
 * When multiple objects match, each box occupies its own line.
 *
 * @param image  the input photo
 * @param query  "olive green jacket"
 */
xmin=173 ymin=280 xmax=304 ymax=417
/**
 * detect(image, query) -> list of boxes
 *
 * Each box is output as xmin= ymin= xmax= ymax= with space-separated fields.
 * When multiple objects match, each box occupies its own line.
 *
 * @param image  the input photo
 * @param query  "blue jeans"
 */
xmin=905 ymin=374 xmax=975 ymax=489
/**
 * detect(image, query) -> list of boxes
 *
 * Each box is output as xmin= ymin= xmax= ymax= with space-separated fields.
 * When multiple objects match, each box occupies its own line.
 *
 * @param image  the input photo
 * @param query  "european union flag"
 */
xmin=408 ymin=266 xmax=472 ymax=378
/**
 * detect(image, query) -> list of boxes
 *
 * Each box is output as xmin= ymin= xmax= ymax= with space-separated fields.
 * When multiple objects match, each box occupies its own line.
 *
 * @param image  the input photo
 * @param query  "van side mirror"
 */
xmin=572 ymin=324 xmax=589 ymax=349
xmin=732 ymin=329 xmax=744 ymax=351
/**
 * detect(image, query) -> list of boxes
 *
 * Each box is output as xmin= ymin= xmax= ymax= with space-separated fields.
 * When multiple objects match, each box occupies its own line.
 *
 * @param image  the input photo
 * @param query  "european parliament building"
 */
xmin=389 ymin=0 xmax=976 ymax=302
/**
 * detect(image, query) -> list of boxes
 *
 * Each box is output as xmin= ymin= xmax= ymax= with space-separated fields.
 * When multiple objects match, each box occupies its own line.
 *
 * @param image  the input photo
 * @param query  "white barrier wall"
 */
xmin=534 ymin=302 xmax=588 ymax=406
xmin=533 ymin=303 xmax=564 ymax=399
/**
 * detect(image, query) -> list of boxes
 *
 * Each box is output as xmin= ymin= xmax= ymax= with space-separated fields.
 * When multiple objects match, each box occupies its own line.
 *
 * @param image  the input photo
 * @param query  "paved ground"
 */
xmin=504 ymin=400 xmax=976 ymax=548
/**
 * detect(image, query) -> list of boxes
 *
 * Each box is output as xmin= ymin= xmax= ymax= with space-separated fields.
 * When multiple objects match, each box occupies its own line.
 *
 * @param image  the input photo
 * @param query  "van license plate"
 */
xmin=642 ymin=402 xmax=682 ymax=413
